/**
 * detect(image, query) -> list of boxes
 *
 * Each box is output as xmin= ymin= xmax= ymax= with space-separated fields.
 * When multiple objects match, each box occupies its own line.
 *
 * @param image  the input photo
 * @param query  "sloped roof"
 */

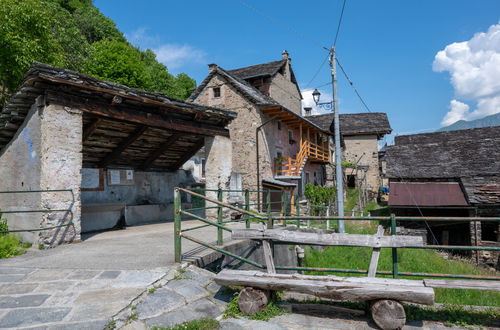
xmin=385 ymin=126 xmax=500 ymax=205
xmin=227 ymin=60 xmax=285 ymax=80
xmin=188 ymin=65 xmax=330 ymax=135
xmin=307 ymin=112 xmax=392 ymax=137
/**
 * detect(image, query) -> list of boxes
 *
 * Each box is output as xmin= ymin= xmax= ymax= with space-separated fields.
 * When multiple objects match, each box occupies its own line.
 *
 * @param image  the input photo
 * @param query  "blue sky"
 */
xmin=94 ymin=0 xmax=500 ymax=143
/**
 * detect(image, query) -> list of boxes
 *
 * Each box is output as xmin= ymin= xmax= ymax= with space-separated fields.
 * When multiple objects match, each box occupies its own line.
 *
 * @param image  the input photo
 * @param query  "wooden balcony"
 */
xmin=275 ymin=139 xmax=330 ymax=177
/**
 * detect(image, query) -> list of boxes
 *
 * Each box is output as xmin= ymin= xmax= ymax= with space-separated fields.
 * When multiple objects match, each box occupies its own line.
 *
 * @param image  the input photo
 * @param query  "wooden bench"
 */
xmin=215 ymin=225 xmax=500 ymax=329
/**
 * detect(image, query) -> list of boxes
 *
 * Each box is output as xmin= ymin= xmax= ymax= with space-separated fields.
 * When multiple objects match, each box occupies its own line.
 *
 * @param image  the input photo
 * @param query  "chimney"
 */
xmin=208 ymin=63 xmax=217 ymax=73
xmin=304 ymin=107 xmax=312 ymax=117
xmin=282 ymin=50 xmax=289 ymax=61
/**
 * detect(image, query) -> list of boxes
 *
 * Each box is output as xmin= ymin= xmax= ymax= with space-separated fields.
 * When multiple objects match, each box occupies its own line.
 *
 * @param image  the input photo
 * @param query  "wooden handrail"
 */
xmin=275 ymin=138 xmax=330 ymax=176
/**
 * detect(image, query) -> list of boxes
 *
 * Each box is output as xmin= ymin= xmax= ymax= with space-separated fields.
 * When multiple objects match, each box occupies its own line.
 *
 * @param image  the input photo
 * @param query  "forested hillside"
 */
xmin=0 ymin=0 xmax=196 ymax=104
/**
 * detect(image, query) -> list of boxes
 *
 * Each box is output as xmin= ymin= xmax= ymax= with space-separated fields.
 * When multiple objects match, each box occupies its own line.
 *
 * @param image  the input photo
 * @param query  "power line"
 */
xmin=334 ymin=0 xmax=347 ymax=46
xmin=335 ymin=57 xmax=373 ymax=113
xmin=304 ymin=54 xmax=329 ymax=88
xmin=233 ymin=0 xmax=327 ymax=50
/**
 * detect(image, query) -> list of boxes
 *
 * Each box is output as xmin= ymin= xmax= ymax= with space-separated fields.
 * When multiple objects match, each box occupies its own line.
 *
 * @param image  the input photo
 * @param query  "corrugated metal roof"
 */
xmin=389 ymin=182 xmax=469 ymax=207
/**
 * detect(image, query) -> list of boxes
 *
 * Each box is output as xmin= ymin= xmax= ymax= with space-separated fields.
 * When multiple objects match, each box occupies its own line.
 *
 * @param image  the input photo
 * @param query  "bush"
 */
xmin=0 ymin=217 xmax=30 ymax=258
xmin=304 ymin=184 xmax=336 ymax=215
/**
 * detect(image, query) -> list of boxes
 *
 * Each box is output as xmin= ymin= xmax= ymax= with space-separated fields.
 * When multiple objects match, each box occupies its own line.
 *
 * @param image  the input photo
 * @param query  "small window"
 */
xmin=305 ymin=172 xmax=310 ymax=184
xmin=277 ymin=121 xmax=282 ymax=130
xmin=288 ymin=130 xmax=295 ymax=144
xmin=213 ymin=87 xmax=221 ymax=98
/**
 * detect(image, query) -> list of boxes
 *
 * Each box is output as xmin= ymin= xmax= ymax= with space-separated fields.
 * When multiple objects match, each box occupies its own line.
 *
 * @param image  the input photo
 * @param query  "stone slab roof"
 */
xmin=227 ymin=60 xmax=285 ymax=80
xmin=385 ymin=126 xmax=500 ymax=205
xmin=307 ymin=112 xmax=392 ymax=137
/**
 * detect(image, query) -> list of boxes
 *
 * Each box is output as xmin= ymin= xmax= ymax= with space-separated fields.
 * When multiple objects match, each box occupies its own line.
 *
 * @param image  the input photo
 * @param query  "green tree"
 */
xmin=0 ymin=0 xmax=63 ymax=98
xmin=174 ymin=73 xmax=196 ymax=100
xmin=140 ymin=49 xmax=177 ymax=95
xmin=72 ymin=5 xmax=126 ymax=44
xmin=84 ymin=39 xmax=151 ymax=90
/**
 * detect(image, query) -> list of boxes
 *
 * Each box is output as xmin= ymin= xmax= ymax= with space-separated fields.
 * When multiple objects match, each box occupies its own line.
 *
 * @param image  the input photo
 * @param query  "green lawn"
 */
xmin=304 ymin=224 xmax=500 ymax=307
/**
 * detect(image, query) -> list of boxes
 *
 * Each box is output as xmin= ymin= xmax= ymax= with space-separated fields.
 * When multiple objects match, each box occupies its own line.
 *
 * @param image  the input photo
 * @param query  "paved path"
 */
xmin=0 ymin=221 xmax=242 ymax=329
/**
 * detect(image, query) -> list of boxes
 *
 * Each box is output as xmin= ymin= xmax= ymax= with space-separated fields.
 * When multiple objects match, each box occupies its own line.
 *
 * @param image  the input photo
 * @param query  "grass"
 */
xmin=0 ymin=234 xmax=31 ymax=258
xmin=223 ymin=293 xmax=286 ymax=321
xmin=304 ymin=223 xmax=500 ymax=307
xmin=344 ymin=188 xmax=359 ymax=211
xmin=151 ymin=318 xmax=220 ymax=330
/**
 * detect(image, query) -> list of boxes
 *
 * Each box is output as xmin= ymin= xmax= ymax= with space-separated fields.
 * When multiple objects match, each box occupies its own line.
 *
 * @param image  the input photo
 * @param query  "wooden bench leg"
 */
xmin=370 ymin=299 xmax=406 ymax=330
xmin=238 ymin=287 xmax=269 ymax=315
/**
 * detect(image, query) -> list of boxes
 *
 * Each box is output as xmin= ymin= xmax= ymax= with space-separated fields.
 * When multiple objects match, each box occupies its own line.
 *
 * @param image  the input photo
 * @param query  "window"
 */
xmin=277 ymin=121 xmax=282 ymax=130
xmin=305 ymin=172 xmax=310 ymax=184
xmin=347 ymin=175 xmax=356 ymax=188
xmin=288 ymin=130 xmax=295 ymax=144
xmin=213 ymin=87 xmax=221 ymax=98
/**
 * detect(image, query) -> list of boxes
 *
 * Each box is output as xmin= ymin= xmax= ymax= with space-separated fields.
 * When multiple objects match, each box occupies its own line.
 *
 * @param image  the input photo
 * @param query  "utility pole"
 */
xmin=330 ymin=47 xmax=345 ymax=232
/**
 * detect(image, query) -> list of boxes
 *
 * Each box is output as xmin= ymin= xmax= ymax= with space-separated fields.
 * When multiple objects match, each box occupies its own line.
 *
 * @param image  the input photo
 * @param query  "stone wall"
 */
xmin=269 ymin=71 xmax=301 ymax=114
xmin=38 ymin=103 xmax=83 ymax=246
xmin=343 ymin=135 xmax=381 ymax=192
xmin=0 ymin=103 xmax=43 ymax=243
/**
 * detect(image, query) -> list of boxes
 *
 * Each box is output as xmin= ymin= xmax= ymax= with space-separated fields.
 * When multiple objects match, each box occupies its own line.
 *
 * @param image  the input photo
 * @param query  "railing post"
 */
xmin=174 ymin=188 xmax=182 ymax=263
xmin=281 ymin=190 xmax=286 ymax=225
xmin=296 ymin=196 xmax=300 ymax=228
xmin=391 ymin=213 xmax=398 ymax=278
xmin=244 ymin=189 xmax=250 ymax=229
xmin=266 ymin=189 xmax=273 ymax=229
xmin=217 ymin=188 xmax=223 ymax=246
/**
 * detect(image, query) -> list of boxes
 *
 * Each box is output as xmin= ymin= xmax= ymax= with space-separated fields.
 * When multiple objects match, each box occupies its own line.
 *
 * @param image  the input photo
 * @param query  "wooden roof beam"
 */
xmin=46 ymin=91 xmax=230 ymax=137
xmin=140 ymin=133 xmax=182 ymax=170
xmin=82 ymin=118 xmax=101 ymax=141
xmin=167 ymin=138 xmax=205 ymax=171
xmin=99 ymin=126 xmax=148 ymax=167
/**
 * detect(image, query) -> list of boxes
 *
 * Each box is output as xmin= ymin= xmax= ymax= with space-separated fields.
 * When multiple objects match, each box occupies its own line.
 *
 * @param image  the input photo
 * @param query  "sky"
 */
xmin=94 ymin=0 xmax=500 ymax=143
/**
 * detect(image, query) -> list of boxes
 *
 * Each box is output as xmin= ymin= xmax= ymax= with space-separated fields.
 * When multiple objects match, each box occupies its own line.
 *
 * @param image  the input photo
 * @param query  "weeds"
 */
xmin=0 ymin=218 xmax=30 ymax=259
xmin=223 ymin=293 xmax=286 ymax=321
xmin=151 ymin=318 xmax=220 ymax=330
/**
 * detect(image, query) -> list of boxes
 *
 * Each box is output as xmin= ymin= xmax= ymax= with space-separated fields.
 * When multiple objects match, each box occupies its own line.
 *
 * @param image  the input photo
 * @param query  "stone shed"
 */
xmin=0 ymin=63 xmax=235 ymax=247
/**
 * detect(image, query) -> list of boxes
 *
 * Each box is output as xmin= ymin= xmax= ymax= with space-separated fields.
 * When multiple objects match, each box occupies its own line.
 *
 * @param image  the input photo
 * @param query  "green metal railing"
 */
xmin=0 ymin=189 xmax=74 ymax=233
xmin=174 ymin=187 xmax=500 ymax=281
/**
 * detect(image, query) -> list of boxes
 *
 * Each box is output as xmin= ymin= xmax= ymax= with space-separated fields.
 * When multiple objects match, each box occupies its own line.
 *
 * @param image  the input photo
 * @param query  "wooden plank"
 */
xmin=424 ymin=279 xmax=500 ymax=291
xmin=140 ymin=133 xmax=181 ymax=170
xmin=259 ymin=224 xmax=276 ymax=274
xmin=368 ymin=226 xmax=385 ymax=277
xmin=215 ymin=270 xmax=434 ymax=305
xmin=99 ymin=126 xmax=148 ymax=167
xmin=231 ymin=228 xmax=424 ymax=248
xmin=46 ymin=91 xmax=230 ymax=137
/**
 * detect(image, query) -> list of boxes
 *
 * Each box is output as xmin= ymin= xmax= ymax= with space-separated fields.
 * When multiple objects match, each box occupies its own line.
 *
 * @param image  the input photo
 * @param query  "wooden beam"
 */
xmin=231 ymin=228 xmax=424 ymax=248
xmin=46 ymin=91 xmax=230 ymax=137
xmin=82 ymin=118 xmax=101 ymax=141
xmin=368 ymin=226 xmax=385 ymax=277
xmin=215 ymin=270 xmax=435 ymax=305
xmin=99 ymin=126 xmax=148 ymax=167
xmin=424 ymin=279 xmax=500 ymax=291
xmin=167 ymin=138 xmax=205 ymax=171
xmin=140 ymin=133 xmax=181 ymax=170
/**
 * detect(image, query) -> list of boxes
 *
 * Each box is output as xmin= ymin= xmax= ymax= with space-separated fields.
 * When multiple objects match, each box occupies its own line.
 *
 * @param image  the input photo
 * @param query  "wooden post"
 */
xmin=326 ymin=205 xmax=330 ymax=230
xmin=266 ymin=190 xmax=272 ymax=229
xmin=244 ymin=189 xmax=250 ymax=229
xmin=281 ymin=190 xmax=286 ymax=225
xmin=238 ymin=287 xmax=269 ymax=315
xmin=368 ymin=226 xmax=385 ymax=277
xmin=174 ymin=188 xmax=182 ymax=262
xmin=290 ymin=194 xmax=295 ymax=216
xmin=217 ymin=188 xmax=223 ymax=246
xmin=391 ymin=213 xmax=398 ymax=278
xmin=296 ymin=196 xmax=300 ymax=228
xmin=370 ymin=299 xmax=406 ymax=330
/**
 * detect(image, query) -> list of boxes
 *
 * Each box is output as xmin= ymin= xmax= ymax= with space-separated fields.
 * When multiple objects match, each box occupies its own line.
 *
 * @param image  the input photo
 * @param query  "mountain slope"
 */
xmin=437 ymin=112 xmax=500 ymax=132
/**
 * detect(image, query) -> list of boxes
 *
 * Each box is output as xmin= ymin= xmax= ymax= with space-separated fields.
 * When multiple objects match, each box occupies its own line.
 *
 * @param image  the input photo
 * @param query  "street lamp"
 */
xmin=312 ymin=89 xmax=333 ymax=111
xmin=312 ymin=89 xmax=321 ymax=104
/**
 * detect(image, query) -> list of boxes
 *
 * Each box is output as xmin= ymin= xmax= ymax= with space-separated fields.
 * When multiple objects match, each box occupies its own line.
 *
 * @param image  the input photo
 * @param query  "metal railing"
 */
xmin=0 ymin=189 xmax=74 ymax=233
xmin=174 ymin=187 xmax=500 ymax=281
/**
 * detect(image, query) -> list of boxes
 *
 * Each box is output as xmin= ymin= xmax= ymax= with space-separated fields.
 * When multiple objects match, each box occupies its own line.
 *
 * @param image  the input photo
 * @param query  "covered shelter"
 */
xmin=0 ymin=63 xmax=235 ymax=247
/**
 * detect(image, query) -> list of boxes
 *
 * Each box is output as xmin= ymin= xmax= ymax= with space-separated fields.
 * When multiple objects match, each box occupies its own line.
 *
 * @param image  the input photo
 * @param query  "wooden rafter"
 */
xmin=140 ymin=133 xmax=182 ymax=170
xmin=82 ymin=118 xmax=101 ymax=141
xmin=46 ymin=91 xmax=230 ymax=137
xmin=167 ymin=138 xmax=205 ymax=171
xmin=99 ymin=126 xmax=148 ymax=167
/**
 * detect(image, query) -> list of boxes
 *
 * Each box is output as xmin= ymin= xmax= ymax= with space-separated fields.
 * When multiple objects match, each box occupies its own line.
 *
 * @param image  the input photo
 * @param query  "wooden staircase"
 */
xmin=275 ymin=140 xmax=329 ymax=177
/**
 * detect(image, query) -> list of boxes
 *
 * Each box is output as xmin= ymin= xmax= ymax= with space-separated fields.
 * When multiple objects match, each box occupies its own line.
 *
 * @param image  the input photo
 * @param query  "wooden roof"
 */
xmin=0 ymin=63 xmax=236 ymax=171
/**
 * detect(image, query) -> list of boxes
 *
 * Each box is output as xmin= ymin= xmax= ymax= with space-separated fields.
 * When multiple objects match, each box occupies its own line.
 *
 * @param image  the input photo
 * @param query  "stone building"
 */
xmin=0 ymin=63 xmax=235 ymax=247
xmin=385 ymin=127 xmax=499 ymax=266
xmin=188 ymin=51 xmax=332 ymax=206
xmin=307 ymin=112 xmax=392 ymax=194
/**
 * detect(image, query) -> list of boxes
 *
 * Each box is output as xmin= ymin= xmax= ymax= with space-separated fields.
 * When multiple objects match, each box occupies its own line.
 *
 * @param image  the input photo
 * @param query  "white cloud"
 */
xmin=433 ymin=21 xmax=500 ymax=125
xmin=301 ymin=88 xmax=334 ymax=115
xmin=127 ymin=27 xmax=206 ymax=71
xmin=153 ymin=44 xmax=206 ymax=70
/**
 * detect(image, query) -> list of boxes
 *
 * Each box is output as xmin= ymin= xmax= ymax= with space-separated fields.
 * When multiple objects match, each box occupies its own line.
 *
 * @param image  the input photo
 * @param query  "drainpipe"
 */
xmin=256 ymin=114 xmax=279 ymax=212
